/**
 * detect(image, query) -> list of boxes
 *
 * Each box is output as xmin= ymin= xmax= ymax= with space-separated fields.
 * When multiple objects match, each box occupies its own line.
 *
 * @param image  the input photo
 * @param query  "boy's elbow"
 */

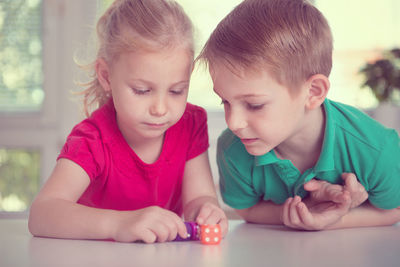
xmin=394 ymin=206 xmax=400 ymax=224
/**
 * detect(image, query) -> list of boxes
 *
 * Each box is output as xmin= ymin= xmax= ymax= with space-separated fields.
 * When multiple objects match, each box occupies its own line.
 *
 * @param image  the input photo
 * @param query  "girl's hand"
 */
xmin=196 ymin=202 xmax=228 ymax=237
xmin=112 ymin=206 xmax=188 ymax=243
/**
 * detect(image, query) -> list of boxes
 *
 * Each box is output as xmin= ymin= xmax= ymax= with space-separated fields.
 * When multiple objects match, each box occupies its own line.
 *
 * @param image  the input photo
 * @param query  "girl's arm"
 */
xmin=181 ymin=151 xmax=228 ymax=236
xmin=28 ymin=158 xmax=187 ymax=243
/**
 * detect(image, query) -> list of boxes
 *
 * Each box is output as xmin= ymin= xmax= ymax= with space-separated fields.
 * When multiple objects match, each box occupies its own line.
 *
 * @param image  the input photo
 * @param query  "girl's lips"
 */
xmin=240 ymin=138 xmax=258 ymax=145
xmin=144 ymin=122 xmax=168 ymax=128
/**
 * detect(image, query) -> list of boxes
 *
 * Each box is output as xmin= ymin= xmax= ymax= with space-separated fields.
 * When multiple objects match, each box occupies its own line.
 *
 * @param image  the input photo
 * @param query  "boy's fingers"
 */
xmin=342 ymin=173 xmax=357 ymax=191
xmin=325 ymin=186 xmax=347 ymax=203
xmin=281 ymin=198 xmax=292 ymax=226
xmin=303 ymin=179 xmax=322 ymax=192
xmin=296 ymin=202 xmax=313 ymax=228
xmin=289 ymin=196 xmax=302 ymax=226
xmin=337 ymin=191 xmax=351 ymax=211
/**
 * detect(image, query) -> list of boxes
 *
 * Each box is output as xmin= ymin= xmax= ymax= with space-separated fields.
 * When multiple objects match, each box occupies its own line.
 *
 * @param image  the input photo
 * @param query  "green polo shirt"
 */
xmin=217 ymin=99 xmax=400 ymax=210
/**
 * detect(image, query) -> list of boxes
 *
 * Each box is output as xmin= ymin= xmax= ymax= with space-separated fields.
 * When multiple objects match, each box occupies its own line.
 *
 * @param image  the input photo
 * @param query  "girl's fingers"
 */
xmin=219 ymin=217 xmax=229 ymax=237
xmin=140 ymin=228 xmax=157 ymax=244
xmin=196 ymin=204 xmax=214 ymax=225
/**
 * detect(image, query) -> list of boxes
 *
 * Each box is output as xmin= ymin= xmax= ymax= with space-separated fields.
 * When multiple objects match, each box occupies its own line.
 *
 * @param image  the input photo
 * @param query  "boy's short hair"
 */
xmin=198 ymin=0 xmax=333 ymax=91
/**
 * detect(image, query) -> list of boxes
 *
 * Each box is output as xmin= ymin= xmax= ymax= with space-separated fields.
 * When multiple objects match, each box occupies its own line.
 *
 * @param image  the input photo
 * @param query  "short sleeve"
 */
xmin=186 ymin=106 xmax=209 ymax=160
xmin=58 ymin=123 xmax=105 ymax=180
xmin=367 ymin=130 xmax=400 ymax=209
xmin=217 ymin=132 xmax=261 ymax=209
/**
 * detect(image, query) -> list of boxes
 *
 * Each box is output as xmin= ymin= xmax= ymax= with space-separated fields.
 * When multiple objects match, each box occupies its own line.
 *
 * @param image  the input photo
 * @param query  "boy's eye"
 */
xmin=132 ymin=88 xmax=150 ymax=95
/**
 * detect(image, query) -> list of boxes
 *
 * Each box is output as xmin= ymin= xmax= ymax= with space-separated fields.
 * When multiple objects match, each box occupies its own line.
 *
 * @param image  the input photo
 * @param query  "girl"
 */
xmin=28 ymin=0 xmax=227 ymax=243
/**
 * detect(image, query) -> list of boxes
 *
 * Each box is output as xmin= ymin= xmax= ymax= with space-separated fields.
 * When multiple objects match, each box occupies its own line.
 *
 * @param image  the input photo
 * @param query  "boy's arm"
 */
xmin=235 ymin=200 xmax=284 ymax=225
xmin=237 ymin=173 xmax=400 ymax=230
xmin=283 ymin=174 xmax=400 ymax=230
xmin=325 ymin=202 xmax=400 ymax=229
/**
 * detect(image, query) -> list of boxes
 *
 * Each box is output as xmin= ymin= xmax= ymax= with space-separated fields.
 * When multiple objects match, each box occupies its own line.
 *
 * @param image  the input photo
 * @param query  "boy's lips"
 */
xmin=240 ymin=138 xmax=258 ymax=145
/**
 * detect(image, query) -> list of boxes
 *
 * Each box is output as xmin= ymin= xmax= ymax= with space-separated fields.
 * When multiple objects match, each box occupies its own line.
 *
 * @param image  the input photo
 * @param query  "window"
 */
xmin=0 ymin=0 xmax=44 ymax=112
xmin=0 ymin=1 xmax=97 ymax=216
xmin=316 ymin=0 xmax=400 ymax=109
xmin=0 ymin=0 xmax=43 ymax=213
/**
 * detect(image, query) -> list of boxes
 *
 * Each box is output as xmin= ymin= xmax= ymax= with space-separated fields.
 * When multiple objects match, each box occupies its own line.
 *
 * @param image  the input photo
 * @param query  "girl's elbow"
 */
xmin=235 ymin=208 xmax=252 ymax=222
xmin=28 ymin=201 xmax=43 ymax=236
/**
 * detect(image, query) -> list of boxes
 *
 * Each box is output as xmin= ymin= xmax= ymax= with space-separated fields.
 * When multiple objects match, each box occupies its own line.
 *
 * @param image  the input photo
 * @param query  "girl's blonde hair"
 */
xmin=80 ymin=0 xmax=194 ymax=116
xmin=197 ymin=0 xmax=333 ymax=92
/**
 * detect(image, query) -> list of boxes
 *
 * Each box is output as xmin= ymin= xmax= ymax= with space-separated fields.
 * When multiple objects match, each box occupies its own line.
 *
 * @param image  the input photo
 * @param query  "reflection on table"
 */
xmin=1 ymin=219 xmax=399 ymax=267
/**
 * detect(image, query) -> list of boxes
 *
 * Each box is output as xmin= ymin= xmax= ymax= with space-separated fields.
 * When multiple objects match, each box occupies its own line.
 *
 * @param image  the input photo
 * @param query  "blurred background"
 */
xmin=0 ymin=0 xmax=399 ymax=217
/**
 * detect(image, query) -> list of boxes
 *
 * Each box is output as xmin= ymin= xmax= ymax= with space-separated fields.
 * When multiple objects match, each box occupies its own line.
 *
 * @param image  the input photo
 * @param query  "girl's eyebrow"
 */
xmin=129 ymin=79 xmax=190 ymax=87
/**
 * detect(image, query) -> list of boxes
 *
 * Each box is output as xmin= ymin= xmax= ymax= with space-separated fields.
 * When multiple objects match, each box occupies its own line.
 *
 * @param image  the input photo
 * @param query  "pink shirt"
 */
xmin=58 ymin=100 xmax=209 ymax=215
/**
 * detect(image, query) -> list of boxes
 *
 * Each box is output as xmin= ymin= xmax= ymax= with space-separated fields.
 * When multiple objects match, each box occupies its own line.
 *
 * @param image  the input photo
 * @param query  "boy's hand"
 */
xmin=304 ymin=173 xmax=368 ymax=209
xmin=196 ymin=202 xmax=228 ymax=237
xmin=341 ymin=173 xmax=368 ymax=208
xmin=281 ymin=173 xmax=368 ymax=230
xmin=112 ymin=206 xmax=188 ymax=243
xmin=303 ymin=179 xmax=348 ymax=206
xmin=281 ymin=194 xmax=351 ymax=230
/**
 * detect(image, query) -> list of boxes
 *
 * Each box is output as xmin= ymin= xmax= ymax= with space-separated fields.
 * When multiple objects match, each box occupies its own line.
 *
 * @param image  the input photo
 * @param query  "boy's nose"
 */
xmin=150 ymin=97 xmax=168 ymax=117
xmin=226 ymin=109 xmax=247 ymax=132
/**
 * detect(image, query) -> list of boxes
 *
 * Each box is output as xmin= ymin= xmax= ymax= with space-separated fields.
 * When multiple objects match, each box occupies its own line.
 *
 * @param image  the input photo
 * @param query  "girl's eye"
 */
xmin=132 ymin=88 xmax=150 ymax=95
xmin=247 ymin=103 xmax=265 ymax=110
xmin=170 ymin=90 xmax=184 ymax=95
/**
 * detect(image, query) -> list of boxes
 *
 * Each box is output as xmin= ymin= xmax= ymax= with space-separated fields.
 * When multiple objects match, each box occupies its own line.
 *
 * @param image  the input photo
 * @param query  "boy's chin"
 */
xmin=243 ymin=145 xmax=271 ymax=156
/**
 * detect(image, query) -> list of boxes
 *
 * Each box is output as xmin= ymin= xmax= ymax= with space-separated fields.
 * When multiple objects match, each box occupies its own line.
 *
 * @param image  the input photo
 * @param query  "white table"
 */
xmin=1 ymin=219 xmax=399 ymax=267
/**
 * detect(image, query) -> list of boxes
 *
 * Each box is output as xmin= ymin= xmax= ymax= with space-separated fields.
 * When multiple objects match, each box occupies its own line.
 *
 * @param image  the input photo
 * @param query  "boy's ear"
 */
xmin=304 ymin=74 xmax=330 ymax=110
xmin=96 ymin=58 xmax=111 ymax=92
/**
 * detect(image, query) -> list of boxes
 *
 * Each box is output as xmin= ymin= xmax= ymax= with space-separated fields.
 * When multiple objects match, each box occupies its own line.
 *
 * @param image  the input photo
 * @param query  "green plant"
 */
xmin=359 ymin=48 xmax=400 ymax=103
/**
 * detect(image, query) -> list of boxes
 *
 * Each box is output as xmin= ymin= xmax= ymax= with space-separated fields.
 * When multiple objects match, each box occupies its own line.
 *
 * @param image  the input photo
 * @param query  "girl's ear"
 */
xmin=305 ymin=74 xmax=330 ymax=110
xmin=96 ymin=58 xmax=111 ymax=92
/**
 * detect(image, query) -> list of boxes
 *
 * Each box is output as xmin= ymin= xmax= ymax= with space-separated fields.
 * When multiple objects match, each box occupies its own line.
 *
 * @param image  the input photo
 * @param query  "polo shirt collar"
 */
xmin=255 ymin=99 xmax=336 ymax=172
xmin=255 ymin=149 xmax=280 ymax=166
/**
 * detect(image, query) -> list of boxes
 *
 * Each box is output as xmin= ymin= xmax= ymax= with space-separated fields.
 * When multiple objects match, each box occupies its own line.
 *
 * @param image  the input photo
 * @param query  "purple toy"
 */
xmin=173 ymin=221 xmax=199 ymax=241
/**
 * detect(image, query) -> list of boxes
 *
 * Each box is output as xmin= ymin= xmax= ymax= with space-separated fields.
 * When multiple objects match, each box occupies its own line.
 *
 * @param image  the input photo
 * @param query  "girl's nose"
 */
xmin=150 ymin=97 xmax=168 ymax=117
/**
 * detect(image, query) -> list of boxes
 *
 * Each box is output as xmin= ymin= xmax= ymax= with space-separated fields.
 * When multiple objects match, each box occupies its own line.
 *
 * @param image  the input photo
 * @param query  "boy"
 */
xmin=198 ymin=0 xmax=400 ymax=230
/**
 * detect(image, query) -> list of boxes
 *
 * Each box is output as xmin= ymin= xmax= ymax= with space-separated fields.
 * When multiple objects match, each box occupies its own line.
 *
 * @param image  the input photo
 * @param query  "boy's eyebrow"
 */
xmin=235 ymin=93 xmax=268 ymax=99
xmin=213 ymin=88 xmax=268 ymax=99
